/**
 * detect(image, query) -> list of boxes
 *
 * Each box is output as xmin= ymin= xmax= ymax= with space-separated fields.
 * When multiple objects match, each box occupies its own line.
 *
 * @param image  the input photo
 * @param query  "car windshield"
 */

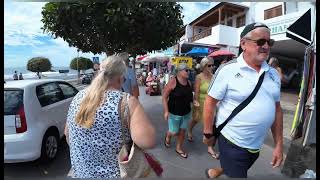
xmin=4 ymin=89 xmax=24 ymax=115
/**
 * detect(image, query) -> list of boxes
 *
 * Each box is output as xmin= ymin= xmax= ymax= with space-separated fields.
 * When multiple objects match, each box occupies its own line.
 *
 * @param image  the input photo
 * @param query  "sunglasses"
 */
xmin=181 ymin=69 xmax=189 ymax=72
xmin=207 ymin=64 xmax=214 ymax=68
xmin=245 ymin=38 xmax=275 ymax=47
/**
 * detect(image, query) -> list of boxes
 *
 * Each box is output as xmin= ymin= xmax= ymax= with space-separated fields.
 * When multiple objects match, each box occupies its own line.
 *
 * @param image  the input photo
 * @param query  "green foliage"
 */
xmin=70 ymin=57 xmax=93 ymax=71
xmin=41 ymin=1 xmax=184 ymax=56
xmin=27 ymin=57 xmax=52 ymax=72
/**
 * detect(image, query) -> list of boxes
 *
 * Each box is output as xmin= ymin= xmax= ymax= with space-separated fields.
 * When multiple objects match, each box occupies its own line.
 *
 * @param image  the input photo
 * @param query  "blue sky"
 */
xmin=4 ymin=1 xmax=217 ymax=68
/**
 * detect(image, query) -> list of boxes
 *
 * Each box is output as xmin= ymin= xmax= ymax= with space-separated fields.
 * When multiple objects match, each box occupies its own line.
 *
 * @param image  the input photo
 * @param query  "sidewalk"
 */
xmin=138 ymin=87 xmax=293 ymax=178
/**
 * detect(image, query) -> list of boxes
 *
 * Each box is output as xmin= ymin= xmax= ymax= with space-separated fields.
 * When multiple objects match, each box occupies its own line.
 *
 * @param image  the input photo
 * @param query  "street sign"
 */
xmin=92 ymin=57 xmax=99 ymax=64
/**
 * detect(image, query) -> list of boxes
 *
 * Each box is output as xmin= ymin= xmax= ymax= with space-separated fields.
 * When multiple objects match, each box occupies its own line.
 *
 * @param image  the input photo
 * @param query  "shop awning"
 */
xmin=286 ymin=9 xmax=312 ymax=45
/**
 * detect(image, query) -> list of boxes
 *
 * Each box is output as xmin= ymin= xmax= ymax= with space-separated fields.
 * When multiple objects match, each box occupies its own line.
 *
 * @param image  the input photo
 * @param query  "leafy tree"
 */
xmin=27 ymin=57 xmax=52 ymax=79
xmin=41 ymin=1 xmax=184 ymax=56
xmin=70 ymin=57 xmax=93 ymax=75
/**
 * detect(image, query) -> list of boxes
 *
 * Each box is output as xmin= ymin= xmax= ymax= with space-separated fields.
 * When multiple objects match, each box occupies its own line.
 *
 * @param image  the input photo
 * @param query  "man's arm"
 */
xmin=130 ymin=69 xmax=140 ymax=98
xmin=203 ymin=95 xmax=219 ymax=134
xmin=270 ymin=102 xmax=283 ymax=168
xmin=131 ymin=85 xmax=139 ymax=98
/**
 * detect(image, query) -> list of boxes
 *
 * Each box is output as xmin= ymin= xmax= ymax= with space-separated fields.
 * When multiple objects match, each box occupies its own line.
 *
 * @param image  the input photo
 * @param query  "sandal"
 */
xmin=175 ymin=150 xmax=188 ymax=158
xmin=164 ymin=135 xmax=170 ymax=148
xmin=208 ymin=151 xmax=219 ymax=159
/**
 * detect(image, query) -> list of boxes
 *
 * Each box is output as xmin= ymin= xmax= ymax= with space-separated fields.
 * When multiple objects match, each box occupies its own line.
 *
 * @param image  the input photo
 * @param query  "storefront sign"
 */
xmin=267 ymin=16 xmax=299 ymax=35
xmin=171 ymin=56 xmax=193 ymax=68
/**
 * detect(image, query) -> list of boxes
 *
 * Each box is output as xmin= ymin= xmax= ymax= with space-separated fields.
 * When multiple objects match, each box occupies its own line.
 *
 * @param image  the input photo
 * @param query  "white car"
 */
xmin=4 ymin=79 xmax=78 ymax=163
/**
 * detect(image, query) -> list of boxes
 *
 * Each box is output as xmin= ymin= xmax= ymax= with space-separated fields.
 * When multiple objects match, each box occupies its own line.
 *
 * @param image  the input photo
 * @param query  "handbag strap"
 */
xmin=216 ymin=71 xmax=265 ymax=136
xmin=119 ymin=93 xmax=130 ymax=144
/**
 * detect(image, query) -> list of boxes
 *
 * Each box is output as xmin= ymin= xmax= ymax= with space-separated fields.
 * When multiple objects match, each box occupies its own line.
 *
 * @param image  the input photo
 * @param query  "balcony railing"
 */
xmin=188 ymin=28 xmax=212 ymax=42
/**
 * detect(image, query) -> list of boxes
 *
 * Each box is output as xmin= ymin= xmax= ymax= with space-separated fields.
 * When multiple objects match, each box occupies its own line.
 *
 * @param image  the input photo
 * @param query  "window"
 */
xmin=36 ymin=83 xmax=64 ymax=107
xmin=4 ymin=89 xmax=24 ymax=115
xmin=58 ymin=82 xmax=78 ymax=99
xmin=264 ymin=5 xmax=283 ymax=20
xmin=236 ymin=15 xmax=246 ymax=28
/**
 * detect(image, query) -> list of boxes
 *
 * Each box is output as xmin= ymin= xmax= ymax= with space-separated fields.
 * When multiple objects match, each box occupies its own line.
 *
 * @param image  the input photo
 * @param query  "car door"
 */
xmin=36 ymin=82 xmax=67 ymax=137
xmin=56 ymin=82 xmax=79 ymax=134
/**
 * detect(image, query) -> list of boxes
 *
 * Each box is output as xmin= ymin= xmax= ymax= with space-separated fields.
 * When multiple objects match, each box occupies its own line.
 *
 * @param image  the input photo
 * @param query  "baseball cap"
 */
xmin=238 ymin=22 xmax=270 ymax=55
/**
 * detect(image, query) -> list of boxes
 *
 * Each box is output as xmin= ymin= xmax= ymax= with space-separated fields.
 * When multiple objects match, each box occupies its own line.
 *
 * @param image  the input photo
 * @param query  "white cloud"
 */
xmin=4 ymin=0 xmax=46 ymax=46
xmin=4 ymin=1 xmax=213 ymax=68
xmin=179 ymin=2 xmax=218 ymax=25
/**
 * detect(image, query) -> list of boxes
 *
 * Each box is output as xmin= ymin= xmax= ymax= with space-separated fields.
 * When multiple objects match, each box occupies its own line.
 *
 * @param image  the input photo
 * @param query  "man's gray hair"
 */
xmin=200 ymin=57 xmax=213 ymax=71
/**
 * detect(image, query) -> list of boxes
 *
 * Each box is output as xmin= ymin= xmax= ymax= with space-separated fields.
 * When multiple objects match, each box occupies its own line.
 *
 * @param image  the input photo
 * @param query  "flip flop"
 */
xmin=208 ymin=151 xmax=219 ymax=159
xmin=187 ymin=135 xmax=194 ymax=142
xmin=175 ymin=150 xmax=188 ymax=158
xmin=164 ymin=135 xmax=170 ymax=148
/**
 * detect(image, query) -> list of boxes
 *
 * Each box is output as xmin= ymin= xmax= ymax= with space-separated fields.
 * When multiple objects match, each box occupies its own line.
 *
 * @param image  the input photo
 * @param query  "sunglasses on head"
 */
xmin=245 ymin=38 xmax=275 ymax=47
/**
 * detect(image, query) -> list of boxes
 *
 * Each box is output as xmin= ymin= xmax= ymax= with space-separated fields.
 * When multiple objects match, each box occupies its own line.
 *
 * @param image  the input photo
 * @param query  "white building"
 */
xmin=179 ymin=2 xmax=316 ymax=68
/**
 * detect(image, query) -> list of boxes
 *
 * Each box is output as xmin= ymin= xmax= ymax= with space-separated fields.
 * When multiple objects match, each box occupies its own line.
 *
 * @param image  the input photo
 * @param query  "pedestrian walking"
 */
xmin=203 ymin=22 xmax=283 ymax=178
xmin=162 ymin=63 xmax=193 ymax=158
xmin=64 ymin=55 xmax=156 ymax=178
xmin=117 ymin=52 xmax=140 ymax=98
xmin=13 ymin=71 xmax=18 ymax=80
xmin=18 ymin=73 xmax=24 ymax=80
xmin=268 ymin=57 xmax=298 ymax=85
xmin=187 ymin=57 xmax=219 ymax=159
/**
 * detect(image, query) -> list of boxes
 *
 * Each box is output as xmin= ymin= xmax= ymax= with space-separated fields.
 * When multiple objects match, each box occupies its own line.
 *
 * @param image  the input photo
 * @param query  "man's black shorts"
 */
xmin=218 ymin=134 xmax=259 ymax=178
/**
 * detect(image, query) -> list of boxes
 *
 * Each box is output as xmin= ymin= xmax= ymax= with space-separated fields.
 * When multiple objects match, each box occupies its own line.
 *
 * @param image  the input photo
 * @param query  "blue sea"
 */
xmin=4 ymin=66 xmax=91 ymax=81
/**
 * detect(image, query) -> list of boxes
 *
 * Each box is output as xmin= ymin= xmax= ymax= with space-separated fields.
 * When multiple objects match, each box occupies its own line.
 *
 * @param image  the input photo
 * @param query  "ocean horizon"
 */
xmin=4 ymin=66 xmax=94 ymax=80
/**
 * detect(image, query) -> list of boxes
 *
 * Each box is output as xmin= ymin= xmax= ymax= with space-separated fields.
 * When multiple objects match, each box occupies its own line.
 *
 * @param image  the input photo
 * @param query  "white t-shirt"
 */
xmin=207 ymin=53 xmax=281 ymax=149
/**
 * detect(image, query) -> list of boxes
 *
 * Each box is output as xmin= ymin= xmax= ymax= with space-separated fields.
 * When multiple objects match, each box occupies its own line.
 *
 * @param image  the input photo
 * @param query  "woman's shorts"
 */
xmin=168 ymin=112 xmax=191 ymax=134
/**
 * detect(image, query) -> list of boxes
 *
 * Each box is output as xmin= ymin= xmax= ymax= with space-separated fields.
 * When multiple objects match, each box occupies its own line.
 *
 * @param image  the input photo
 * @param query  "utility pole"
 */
xmin=77 ymin=49 xmax=80 ymax=84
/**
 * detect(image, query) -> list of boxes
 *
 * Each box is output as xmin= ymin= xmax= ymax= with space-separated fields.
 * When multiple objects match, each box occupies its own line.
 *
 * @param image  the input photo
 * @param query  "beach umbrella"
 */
xmin=208 ymin=50 xmax=235 ymax=58
xmin=136 ymin=55 xmax=148 ymax=61
xmin=142 ymin=53 xmax=170 ymax=63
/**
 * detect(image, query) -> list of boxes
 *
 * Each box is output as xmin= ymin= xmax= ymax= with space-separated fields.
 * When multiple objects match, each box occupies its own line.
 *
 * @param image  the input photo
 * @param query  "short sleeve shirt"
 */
xmin=67 ymin=90 xmax=131 ymax=178
xmin=207 ymin=53 xmax=281 ymax=149
xmin=122 ymin=67 xmax=137 ymax=94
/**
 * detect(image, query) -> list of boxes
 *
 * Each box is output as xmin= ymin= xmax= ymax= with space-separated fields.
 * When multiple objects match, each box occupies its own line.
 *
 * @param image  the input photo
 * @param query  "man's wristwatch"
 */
xmin=203 ymin=133 xmax=214 ymax=139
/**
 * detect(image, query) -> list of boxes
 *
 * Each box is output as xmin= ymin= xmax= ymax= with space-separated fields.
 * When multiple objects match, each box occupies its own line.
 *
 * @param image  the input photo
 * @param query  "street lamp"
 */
xmin=77 ymin=49 xmax=80 ymax=84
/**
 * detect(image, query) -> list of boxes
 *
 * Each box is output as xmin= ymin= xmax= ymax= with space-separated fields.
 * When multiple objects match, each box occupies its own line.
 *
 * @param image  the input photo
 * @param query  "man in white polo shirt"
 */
xmin=203 ymin=22 xmax=284 ymax=178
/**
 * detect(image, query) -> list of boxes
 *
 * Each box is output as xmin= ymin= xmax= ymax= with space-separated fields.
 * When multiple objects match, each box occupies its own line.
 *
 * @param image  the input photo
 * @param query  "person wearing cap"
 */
xmin=117 ymin=52 xmax=139 ymax=98
xmin=162 ymin=63 xmax=194 ymax=158
xmin=203 ymin=22 xmax=283 ymax=178
xmin=187 ymin=57 xmax=219 ymax=159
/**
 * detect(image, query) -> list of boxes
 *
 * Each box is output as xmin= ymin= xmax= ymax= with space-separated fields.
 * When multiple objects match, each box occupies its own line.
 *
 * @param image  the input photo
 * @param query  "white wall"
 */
xmin=185 ymin=25 xmax=193 ymax=41
xmin=254 ymin=2 xmax=284 ymax=22
xmin=194 ymin=25 xmax=239 ymax=46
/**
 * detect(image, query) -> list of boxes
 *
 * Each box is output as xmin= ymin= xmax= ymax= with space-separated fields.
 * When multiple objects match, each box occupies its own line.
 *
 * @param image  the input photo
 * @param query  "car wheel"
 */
xmin=40 ymin=129 xmax=59 ymax=163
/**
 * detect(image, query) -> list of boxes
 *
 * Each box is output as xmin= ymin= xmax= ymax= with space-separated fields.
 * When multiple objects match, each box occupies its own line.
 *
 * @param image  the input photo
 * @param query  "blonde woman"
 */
xmin=188 ymin=57 xmax=219 ymax=159
xmin=64 ymin=55 xmax=156 ymax=178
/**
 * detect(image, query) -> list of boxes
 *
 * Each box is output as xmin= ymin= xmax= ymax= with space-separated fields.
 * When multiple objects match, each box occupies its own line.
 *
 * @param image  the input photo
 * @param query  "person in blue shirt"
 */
xmin=117 ymin=52 xmax=139 ymax=98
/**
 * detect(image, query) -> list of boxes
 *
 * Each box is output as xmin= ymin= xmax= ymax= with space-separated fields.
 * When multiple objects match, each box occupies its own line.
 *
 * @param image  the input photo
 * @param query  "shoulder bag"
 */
xmin=118 ymin=93 xmax=163 ymax=178
xmin=213 ymin=72 xmax=265 ymax=137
